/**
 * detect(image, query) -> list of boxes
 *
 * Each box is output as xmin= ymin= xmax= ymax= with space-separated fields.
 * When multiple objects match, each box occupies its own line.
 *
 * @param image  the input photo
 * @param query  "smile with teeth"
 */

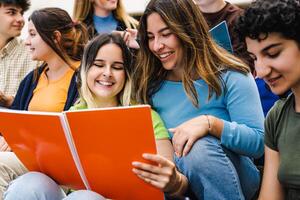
xmin=96 ymin=80 xmax=114 ymax=86
xmin=158 ymin=52 xmax=174 ymax=59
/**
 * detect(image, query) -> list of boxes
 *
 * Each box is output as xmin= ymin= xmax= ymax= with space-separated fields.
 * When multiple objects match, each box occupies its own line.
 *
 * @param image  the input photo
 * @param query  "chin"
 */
xmin=162 ymin=64 xmax=176 ymax=71
xmin=269 ymin=86 xmax=290 ymax=96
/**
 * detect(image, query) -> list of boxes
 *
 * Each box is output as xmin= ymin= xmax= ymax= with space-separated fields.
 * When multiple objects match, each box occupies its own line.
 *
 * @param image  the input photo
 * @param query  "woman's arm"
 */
xmin=170 ymin=72 xmax=264 ymax=158
xmin=155 ymin=139 xmax=174 ymax=162
xmin=219 ymin=72 xmax=264 ymax=158
xmin=258 ymin=146 xmax=284 ymax=200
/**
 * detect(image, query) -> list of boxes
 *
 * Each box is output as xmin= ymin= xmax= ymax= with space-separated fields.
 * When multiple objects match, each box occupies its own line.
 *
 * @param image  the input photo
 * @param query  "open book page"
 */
xmin=0 ymin=109 xmax=85 ymax=189
xmin=65 ymin=105 xmax=164 ymax=200
xmin=209 ymin=20 xmax=233 ymax=53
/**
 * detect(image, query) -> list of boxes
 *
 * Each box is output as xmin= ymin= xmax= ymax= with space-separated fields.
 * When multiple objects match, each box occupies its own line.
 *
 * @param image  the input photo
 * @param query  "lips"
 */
xmin=266 ymin=75 xmax=281 ymax=86
xmin=157 ymin=51 xmax=174 ymax=61
xmin=96 ymin=80 xmax=114 ymax=87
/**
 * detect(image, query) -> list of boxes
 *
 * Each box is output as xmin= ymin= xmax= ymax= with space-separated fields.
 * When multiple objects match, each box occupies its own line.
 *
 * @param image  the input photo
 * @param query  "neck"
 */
xmin=197 ymin=0 xmax=226 ymax=13
xmin=292 ymin=85 xmax=300 ymax=112
xmin=0 ymin=35 xmax=13 ymax=50
xmin=166 ymin=66 xmax=185 ymax=81
xmin=45 ymin=56 xmax=71 ymax=81
xmin=94 ymin=7 xmax=111 ymax=17
xmin=94 ymin=98 xmax=119 ymax=108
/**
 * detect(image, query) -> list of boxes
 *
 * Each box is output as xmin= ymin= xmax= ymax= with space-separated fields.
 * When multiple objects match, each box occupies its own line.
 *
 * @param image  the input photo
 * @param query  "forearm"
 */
xmin=220 ymin=120 xmax=264 ymax=158
xmin=156 ymin=139 xmax=174 ymax=162
xmin=205 ymin=114 xmax=264 ymax=157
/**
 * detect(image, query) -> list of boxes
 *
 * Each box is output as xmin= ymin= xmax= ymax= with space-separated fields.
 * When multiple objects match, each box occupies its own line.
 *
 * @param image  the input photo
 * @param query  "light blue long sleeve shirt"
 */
xmin=152 ymin=70 xmax=264 ymax=158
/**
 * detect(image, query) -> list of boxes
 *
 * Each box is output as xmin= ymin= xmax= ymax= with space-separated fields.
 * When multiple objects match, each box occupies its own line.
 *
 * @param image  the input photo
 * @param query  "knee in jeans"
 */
xmin=7 ymin=172 xmax=57 ymax=194
xmin=176 ymin=136 xmax=223 ymax=171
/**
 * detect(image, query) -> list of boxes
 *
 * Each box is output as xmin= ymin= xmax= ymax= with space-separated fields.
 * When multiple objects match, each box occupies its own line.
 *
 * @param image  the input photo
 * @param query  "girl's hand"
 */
xmin=132 ymin=153 xmax=181 ymax=193
xmin=113 ymin=29 xmax=140 ymax=49
xmin=0 ymin=91 xmax=13 ymax=107
xmin=169 ymin=115 xmax=210 ymax=157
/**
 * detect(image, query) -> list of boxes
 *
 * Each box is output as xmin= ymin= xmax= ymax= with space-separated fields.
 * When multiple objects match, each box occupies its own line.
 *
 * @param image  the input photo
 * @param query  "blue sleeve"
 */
xmin=220 ymin=72 xmax=264 ymax=158
xmin=10 ymin=74 xmax=28 ymax=110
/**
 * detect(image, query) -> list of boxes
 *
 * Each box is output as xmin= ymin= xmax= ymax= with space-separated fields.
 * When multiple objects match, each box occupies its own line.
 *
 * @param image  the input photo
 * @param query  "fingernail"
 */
xmin=132 ymin=162 xmax=139 ymax=166
xmin=142 ymin=153 xmax=150 ymax=158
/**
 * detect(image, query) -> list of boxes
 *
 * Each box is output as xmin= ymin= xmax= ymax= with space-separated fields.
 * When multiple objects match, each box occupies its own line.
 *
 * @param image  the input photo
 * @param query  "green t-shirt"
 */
xmin=265 ymin=95 xmax=300 ymax=194
xmin=70 ymin=103 xmax=169 ymax=140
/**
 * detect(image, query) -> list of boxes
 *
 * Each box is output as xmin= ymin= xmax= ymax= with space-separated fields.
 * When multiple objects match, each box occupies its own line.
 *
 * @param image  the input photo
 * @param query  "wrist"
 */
xmin=205 ymin=114 xmax=212 ymax=133
xmin=206 ymin=115 xmax=223 ymax=138
xmin=166 ymin=172 xmax=188 ymax=197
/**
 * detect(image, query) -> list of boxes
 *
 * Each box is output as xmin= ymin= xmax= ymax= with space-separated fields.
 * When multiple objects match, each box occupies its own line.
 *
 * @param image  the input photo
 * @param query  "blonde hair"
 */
xmin=134 ymin=0 xmax=250 ymax=107
xmin=113 ymin=0 xmax=138 ymax=29
xmin=73 ymin=0 xmax=138 ymax=38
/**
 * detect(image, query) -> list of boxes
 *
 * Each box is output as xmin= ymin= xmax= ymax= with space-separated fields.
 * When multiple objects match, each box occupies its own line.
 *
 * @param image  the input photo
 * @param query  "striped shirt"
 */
xmin=0 ymin=38 xmax=37 ymax=96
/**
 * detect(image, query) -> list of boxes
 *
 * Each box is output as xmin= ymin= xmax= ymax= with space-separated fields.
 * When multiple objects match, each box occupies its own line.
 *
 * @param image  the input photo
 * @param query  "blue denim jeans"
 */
xmin=3 ymin=172 xmax=105 ymax=200
xmin=174 ymin=135 xmax=260 ymax=200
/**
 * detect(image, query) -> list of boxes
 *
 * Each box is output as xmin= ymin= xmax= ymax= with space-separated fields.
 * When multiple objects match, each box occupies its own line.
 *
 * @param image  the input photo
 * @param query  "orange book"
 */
xmin=0 ymin=105 xmax=164 ymax=200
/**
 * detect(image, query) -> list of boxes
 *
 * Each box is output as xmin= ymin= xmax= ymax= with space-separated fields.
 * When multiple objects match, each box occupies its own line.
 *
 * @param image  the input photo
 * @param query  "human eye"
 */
xmin=162 ymin=32 xmax=172 ymax=37
xmin=7 ymin=10 xmax=15 ymax=15
xmin=147 ymin=35 xmax=154 ymax=41
xmin=93 ymin=62 xmax=105 ymax=68
xmin=112 ymin=64 xmax=124 ymax=70
xmin=266 ymin=50 xmax=281 ymax=58
xmin=29 ymin=32 xmax=36 ymax=37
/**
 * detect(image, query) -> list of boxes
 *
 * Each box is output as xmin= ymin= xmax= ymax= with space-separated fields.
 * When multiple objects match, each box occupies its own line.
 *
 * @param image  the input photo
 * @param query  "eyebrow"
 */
xmin=5 ymin=7 xmax=18 ymax=11
xmin=94 ymin=59 xmax=124 ymax=65
xmin=147 ymin=27 xmax=170 ymax=34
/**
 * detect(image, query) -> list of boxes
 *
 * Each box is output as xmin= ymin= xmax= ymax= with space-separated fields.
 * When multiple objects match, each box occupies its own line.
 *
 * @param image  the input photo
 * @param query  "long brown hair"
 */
xmin=134 ymin=0 xmax=249 ymax=107
xmin=30 ymin=7 xmax=88 ymax=69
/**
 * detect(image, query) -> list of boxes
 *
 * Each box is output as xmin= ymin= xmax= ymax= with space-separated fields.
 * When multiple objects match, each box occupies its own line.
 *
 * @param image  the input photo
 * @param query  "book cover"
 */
xmin=209 ymin=20 xmax=233 ymax=53
xmin=0 ymin=105 xmax=164 ymax=199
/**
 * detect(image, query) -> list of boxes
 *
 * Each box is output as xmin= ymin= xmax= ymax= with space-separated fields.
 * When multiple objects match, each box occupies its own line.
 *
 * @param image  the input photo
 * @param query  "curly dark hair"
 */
xmin=0 ymin=0 xmax=30 ymax=12
xmin=235 ymin=0 xmax=300 ymax=45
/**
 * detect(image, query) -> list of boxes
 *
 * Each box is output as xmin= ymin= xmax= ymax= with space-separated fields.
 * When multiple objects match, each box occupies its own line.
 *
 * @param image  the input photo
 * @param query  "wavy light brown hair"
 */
xmin=134 ymin=0 xmax=249 ymax=107
xmin=73 ymin=0 xmax=138 ymax=38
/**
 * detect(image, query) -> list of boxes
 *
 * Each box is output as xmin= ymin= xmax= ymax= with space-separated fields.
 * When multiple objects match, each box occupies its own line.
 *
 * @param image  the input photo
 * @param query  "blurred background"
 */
xmin=21 ymin=0 xmax=251 ymax=38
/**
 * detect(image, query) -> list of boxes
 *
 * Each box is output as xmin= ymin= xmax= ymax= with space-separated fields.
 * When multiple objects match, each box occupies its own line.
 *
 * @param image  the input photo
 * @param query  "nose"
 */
xmin=16 ymin=13 xmax=24 ymax=24
xmin=152 ymin=38 xmax=164 ymax=52
xmin=24 ymin=36 xmax=30 ymax=46
xmin=255 ymin=58 xmax=271 ymax=78
xmin=102 ymin=66 xmax=112 ymax=77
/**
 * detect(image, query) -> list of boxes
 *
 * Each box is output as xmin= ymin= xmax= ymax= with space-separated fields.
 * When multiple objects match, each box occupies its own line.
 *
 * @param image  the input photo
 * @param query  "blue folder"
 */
xmin=209 ymin=21 xmax=233 ymax=53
